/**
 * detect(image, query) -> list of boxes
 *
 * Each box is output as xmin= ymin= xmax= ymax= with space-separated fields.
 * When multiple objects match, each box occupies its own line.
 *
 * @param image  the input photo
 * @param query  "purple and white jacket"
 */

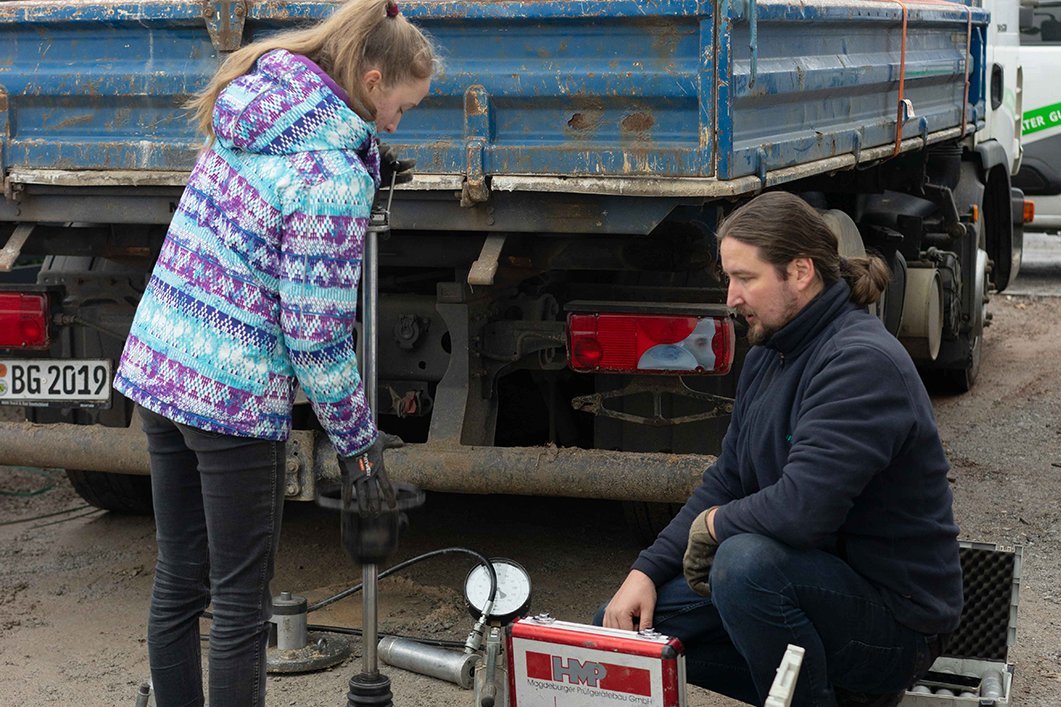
xmin=115 ymin=49 xmax=381 ymax=456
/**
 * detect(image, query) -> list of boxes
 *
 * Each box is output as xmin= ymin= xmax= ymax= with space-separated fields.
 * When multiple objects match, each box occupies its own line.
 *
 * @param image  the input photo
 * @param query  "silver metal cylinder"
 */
xmin=363 ymin=563 xmax=379 ymax=675
xmin=980 ymin=670 xmax=1005 ymax=699
xmin=271 ymin=591 xmax=308 ymax=651
xmin=134 ymin=682 xmax=151 ymax=707
xmin=378 ymin=636 xmax=478 ymax=689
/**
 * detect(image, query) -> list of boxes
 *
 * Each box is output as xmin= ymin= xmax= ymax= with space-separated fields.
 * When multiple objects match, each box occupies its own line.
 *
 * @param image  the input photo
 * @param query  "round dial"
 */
xmin=463 ymin=558 xmax=532 ymax=624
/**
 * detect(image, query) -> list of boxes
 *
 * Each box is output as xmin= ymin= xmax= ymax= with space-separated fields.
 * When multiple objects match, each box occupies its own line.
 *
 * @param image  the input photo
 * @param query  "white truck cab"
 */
xmin=982 ymin=0 xmax=1024 ymax=176
xmin=1015 ymin=0 xmax=1061 ymax=233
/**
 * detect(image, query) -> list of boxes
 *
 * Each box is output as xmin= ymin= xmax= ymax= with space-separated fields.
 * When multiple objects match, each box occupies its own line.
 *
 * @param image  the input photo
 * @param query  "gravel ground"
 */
xmin=1 ymin=235 xmax=1059 ymax=706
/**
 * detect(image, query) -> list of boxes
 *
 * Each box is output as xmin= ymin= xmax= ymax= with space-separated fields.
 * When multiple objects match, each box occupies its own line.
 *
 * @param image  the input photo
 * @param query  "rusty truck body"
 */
xmin=0 ymin=0 xmax=1023 ymax=536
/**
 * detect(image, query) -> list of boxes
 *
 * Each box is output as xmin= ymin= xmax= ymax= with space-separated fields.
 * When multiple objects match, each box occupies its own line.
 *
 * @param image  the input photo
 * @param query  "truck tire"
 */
xmin=937 ymin=327 xmax=982 ymax=393
xmin=66 ymin=469 xmax=154 ymax=515
xmin=923 ymin=160 xmax=989 ymax=394
xmin=933 ymin=249 xmax=988 ymax=393
xmin=983 ymin=165 xmax=1019 ymax=292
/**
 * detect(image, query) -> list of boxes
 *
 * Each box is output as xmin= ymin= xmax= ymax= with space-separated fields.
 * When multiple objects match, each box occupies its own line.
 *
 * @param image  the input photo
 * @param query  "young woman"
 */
xmin=112 ymin=1 xmax=435 ymax=704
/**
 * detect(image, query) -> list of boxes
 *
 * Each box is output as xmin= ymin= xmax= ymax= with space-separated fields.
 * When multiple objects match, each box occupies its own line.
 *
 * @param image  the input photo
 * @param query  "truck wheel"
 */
xmin=65 ymin=469 xmax=154 ymax=514
xmin=933 ymin=248 xmax=988 ymax=393
xmin=942 ymin=330 xmax=982 ymax=393
xmin=983 ymin=166 xmax=1017 ymax=292
xmin=935 ymin=320 xmax=983 ymax=394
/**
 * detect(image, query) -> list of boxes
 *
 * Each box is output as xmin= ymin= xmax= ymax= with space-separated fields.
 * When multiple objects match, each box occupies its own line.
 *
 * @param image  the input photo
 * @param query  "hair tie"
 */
xmin=386 ymin=2 xmax=400 ymax=17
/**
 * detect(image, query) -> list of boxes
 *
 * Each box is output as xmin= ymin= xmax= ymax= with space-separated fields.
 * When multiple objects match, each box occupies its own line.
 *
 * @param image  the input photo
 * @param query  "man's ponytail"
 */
xmin=841 ymin=256 xmax=891 ymax=307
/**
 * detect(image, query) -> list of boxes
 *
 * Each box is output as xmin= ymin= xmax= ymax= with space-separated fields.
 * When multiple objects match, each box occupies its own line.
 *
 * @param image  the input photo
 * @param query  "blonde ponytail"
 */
xmin=188 ymin=0 xmax=435 ymax=138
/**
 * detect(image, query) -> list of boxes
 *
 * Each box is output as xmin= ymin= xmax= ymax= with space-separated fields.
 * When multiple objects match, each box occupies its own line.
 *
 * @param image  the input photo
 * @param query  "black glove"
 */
xmin=683 ymin=507 xmax=720 ymax=597
xmin=378 ymin=142 xmax=415 ymax=187
xmin=337 ymin=432 xmax=404 ymax=516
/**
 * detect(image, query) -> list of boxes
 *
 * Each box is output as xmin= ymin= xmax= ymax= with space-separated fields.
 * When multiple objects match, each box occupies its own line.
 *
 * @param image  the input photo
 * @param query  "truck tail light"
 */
xmin=568 ymin=313 xmax=734 ymax=374
xmin=1023 ymin=199 xmax=1035 ymax=224
xmin=0 ymin=292 xmax=50 ymax=349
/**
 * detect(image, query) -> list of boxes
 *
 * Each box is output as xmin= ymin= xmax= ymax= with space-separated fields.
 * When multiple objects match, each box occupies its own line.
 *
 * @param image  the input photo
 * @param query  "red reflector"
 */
xmin=572 ymin=337 xmax=604 ymax=369
xmin=0 ymin=292 xmax=50 ymax=349
xmin=568 ymin=313 xmax=734 ymax=375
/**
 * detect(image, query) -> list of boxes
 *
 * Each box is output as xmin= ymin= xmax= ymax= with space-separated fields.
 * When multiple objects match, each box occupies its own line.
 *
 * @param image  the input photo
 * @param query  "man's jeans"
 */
xmin=140 ymin=407 xmax=286 ymax=707
xmin=598 ymin=534 xmax=937 ymax=706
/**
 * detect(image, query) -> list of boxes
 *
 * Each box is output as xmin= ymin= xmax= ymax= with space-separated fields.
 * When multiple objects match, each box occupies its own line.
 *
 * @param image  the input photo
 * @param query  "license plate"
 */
xmin=0 ymin=359 xmax=112 ymax=408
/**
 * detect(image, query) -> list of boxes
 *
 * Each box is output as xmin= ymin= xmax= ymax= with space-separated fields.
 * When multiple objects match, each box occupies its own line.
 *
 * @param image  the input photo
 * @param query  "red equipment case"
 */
xmin=507 ymin=615 xmax=686 ymax=706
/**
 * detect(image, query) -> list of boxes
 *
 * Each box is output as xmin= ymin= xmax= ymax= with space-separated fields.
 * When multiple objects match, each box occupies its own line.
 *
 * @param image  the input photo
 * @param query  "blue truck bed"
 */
xmin=0 ymin=0 xmax=987 ymax=195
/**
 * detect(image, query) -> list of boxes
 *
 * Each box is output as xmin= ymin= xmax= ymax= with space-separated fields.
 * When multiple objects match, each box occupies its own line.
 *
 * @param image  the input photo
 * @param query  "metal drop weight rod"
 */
xmin=346 ymin=178 xmax=392 ymax=706
xmin=362 ymin=198 xmax=383 ymax=676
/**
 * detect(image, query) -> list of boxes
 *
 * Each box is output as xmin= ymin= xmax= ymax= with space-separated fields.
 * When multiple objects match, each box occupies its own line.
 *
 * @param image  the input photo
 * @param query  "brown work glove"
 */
xmin=683 ymin=507 xmax=719 ymax=597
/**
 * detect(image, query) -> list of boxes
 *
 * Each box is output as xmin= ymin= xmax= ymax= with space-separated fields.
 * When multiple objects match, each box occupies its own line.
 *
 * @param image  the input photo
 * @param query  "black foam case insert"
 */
xmin=944 ymin=546 xmax=1016 ymax=661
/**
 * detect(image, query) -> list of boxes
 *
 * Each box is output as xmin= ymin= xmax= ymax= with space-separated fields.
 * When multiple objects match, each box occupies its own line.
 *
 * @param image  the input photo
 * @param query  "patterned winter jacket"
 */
xmin=114 ymin=49 xmax=380 ymax=456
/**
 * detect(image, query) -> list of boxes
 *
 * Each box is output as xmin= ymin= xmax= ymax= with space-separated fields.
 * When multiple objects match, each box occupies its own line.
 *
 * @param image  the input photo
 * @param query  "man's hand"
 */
xmin=378 ymin=142 xmax=415 ymax=187
xmin=683 ymin=507 xmax=719 ymax=596
xmin=602 ymin=570 xmax=657 ymax=631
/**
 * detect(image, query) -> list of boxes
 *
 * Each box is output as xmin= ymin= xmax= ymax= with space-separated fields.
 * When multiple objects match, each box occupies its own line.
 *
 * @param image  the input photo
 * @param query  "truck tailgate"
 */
xmin=0 ymin=0 xmax=987 ymax=192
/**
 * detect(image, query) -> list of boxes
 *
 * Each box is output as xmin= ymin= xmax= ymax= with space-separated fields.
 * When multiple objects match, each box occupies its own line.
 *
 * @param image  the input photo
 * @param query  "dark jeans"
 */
xmin=140 ymin=406 xmax=286 ymax=707
xmin=597 ymin=534 xmax=937 ymax=706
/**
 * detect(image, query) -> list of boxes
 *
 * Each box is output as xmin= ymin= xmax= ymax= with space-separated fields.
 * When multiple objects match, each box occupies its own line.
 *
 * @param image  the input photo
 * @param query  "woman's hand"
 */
xmin=378 ymin=142 xmax=415 ymax=187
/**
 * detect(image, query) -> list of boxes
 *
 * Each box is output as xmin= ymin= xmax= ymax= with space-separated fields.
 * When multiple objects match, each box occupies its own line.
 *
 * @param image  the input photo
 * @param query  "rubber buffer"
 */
xmin=347 ymin=672 xmax=393 ymax=707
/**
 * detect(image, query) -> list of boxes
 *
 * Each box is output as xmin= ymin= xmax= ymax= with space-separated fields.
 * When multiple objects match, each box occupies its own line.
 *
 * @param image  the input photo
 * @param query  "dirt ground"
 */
xmin=1 ymin=235 xmax=1060 ymax=706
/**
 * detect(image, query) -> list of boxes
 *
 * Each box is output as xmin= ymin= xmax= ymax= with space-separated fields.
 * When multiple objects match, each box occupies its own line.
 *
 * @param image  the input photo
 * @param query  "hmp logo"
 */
xmin=524 ymin=649 xmax=654 ymax=698
xmin=551 ymin=656 xmax=608 ymax=687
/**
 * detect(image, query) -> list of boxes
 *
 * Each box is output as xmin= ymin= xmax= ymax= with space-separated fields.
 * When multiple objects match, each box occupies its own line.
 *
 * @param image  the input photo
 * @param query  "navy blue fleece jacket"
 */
xmin=632 ymin=279 xmax=963 ymax=635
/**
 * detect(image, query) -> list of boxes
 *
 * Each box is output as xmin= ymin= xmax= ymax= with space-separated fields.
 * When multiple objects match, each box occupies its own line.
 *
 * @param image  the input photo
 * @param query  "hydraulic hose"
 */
xmin=308 ymin=546 xmax=497 ymax=615
xmin=201 ymin=546 xmax=499 ymax=651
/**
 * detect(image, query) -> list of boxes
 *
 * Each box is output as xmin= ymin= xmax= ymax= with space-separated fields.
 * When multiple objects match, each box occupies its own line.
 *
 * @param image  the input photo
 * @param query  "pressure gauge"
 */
xmin=463 ymin=558 xmax=532 ymax=625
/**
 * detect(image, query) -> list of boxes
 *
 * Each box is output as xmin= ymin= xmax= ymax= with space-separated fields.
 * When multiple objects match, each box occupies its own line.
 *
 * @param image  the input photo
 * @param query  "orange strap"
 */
xmin=872 ymin=0 xmax=909 ymax=157
xmin=872 ymin=0 xmax=973 ymax=156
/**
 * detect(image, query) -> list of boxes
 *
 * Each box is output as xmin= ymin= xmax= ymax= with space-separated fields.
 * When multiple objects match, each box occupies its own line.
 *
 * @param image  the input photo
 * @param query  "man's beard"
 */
xmin=741 ymin=291 xmax=800 ymax=346
xmin=747 ymin=321 xmax=775 ymax=346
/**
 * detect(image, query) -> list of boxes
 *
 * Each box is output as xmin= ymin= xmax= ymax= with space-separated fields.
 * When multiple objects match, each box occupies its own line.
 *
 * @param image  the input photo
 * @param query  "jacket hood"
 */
xmin=212 ymin=49 xmax=376 ymax=158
